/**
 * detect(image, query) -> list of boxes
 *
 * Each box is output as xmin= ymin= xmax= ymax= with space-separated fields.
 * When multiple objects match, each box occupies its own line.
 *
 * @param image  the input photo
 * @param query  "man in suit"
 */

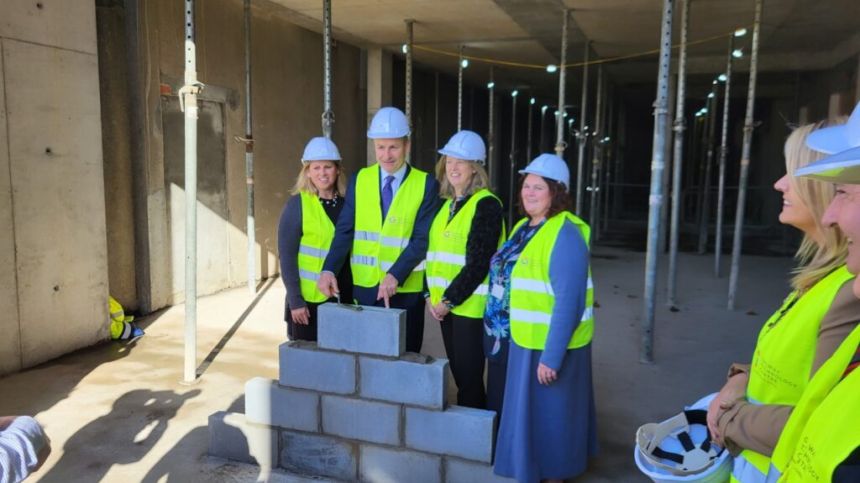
xmin=318 ymin=107 xmax=440 ymax=353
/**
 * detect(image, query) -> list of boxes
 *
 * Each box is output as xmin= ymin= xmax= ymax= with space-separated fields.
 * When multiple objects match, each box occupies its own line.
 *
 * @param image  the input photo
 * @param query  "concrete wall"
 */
xmin=0 ymin=0 xmax=108 ymax=374
xmin=121 ymin=0 xmax=367 ymax=312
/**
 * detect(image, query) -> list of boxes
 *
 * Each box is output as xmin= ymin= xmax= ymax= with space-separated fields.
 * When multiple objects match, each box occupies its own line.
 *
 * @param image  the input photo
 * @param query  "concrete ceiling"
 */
xmin=263 ymin=0 xmax=860 ymax=99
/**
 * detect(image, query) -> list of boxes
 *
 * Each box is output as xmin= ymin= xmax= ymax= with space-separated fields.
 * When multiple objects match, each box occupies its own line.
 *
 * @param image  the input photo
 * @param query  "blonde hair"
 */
xmin=786 ymin=118 xmax=849 ymax=292
xmin=435 ymin=155 xmax=491 ymax=199
xmin=290 ymin=161 xmax=347 ymax=197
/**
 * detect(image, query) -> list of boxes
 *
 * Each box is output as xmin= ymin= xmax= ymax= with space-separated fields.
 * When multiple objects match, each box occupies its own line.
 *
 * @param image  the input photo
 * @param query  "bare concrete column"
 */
xmin=365 ymin=48 xmax=392 ymax=165
xmin=829 ymin=91 xmax=845 ymax=118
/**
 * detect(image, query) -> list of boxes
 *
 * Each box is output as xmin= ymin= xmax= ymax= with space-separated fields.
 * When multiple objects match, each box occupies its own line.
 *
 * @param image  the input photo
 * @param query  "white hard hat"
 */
xmin=367 ymin=107 xmax=410 ymax=139
xmin=634 ymin=393 xmax=732 ymax=483
xmin=519 ymin=153 xmax=570 ymax=189
xmin=438 ymin=130 xmax=487 ymax=165
xmin=301 ymin=136 xmax=341 ymax=163
xmin=797 ymin=101 xmax=860 ymax=183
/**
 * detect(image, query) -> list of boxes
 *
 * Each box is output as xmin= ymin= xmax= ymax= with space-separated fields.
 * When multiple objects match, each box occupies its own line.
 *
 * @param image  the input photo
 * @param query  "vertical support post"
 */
xmin=321 ymin=0 xmax=333 ymax=138
xmin=539 ymin=105 xmax=548 ymax=153
xmin=576 ymin=41 xmax=590 ymax=214
xmin=181 ymin=0 xmax=200 ymax=383
xmin=487 ymin=67 xmax=495 ymax=188
xmin=526 ymin=97 xmax=534 ymax=163
xmin=458 ymin=45 xmax=465 ymax=131
xmin=667 ymin=0 xmax=688 ymax=307
xmin=554 ymin=10 xmax=569 ymax=159
xmin=434 ymin=72 xmax=440 ymax=151
xmin=715 ymin=35 xmax=734 ymax=277
xmin=509 ymin=92 xmax=518 ymax=228
xmin=642 ymin=0 xmax=674 ymax=363
xmin=405 ymin=20 xmax=414 ymax=130
xmin=242 ymin=0 xmax=255 ymax=295
xmin=601 ymin=86 xmax=615 ymax=232
xmin=589 ymin=65 xmax=604 ymax=224
xmin=728 ymin=0 xmax=762 ymax=310
xmin=697 ymin=85 xmax=718 ymax=254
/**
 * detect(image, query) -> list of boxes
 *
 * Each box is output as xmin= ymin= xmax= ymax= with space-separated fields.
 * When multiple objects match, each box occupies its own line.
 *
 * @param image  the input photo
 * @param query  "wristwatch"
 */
xmin=441 ymin=298 xmax=455 ymax=310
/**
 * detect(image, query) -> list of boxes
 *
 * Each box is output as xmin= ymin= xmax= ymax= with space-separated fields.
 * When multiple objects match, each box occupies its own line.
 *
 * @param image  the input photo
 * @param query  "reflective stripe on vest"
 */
xmin=297 ymin=191 xmax=335 ymax=303
xmin=508 ymin=211 xmax=594 ymax=350
xmin=425 ymin=189 xmax=503 ymax=318
xmin=731 ymin=265 xmax=854 ymax=482
xmin=352 ymin=164 xmax=428 ymax=292
xmin=766 ymin=324 xmax=860 ymax=483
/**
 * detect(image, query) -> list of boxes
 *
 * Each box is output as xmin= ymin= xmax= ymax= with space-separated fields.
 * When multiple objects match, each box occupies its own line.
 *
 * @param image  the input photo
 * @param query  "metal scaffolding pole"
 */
xmin=667 ymin=0 xmax=689 ymax=307
xmin=728 ymin=0 xmax=762 ymax=310
xmin=458 ymin=45 xmax=465 ymax=131
xmin=715 ymin=34 xmax=735 ymax=277
xmin=697 ymin=86 xmax=719 ymax=254
xmin=242 ymin=0 xmax=256 ymax=296
xmin=434 ymin=72 xmax=439 ymax=150
xmin=487 ymin=67 xmax=495 ymax=188
xmin=540 ymin=105 xmax=548 ymax=153
xmin=405 ymin=19 xmax=414 ymax=132
xmin=642 ymin=0 xmax=674 ymax=363
xmin=526 ymin=97 xmax=535 ymax=163
xmin=509 ymin=91 xmax=519 ymax=227
xmin=601 ymin=86 xmax=615 ymax=232
xmin=180 ymin=0 xmax=201 ymax=383
xmin=322 ymin=0 xmax=333 ymax=138
xmin=589 ymin=65 xmax=604 ymax=225
xmin=576 ymin=40 xmax=590 ymax=214
xmin=555 ymin=11 xmax=570 ymax=161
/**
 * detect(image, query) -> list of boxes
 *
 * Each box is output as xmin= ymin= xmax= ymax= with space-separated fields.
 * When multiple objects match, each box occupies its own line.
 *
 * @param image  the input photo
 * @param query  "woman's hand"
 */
xmin=537 ymin=363 xmax=558 ymax=385
xmin=290 ymin=306 xmax=311 ymax=325
xmin=431 ymin=302 xmax=451 ymax=321
xmin=706 ymin=372 xmax=749 ymax=444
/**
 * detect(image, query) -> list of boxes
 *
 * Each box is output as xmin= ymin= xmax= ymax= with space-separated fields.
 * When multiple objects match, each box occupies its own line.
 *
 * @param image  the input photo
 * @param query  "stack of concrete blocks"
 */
xmin=209 ymin=303 xmax=513 ymax=482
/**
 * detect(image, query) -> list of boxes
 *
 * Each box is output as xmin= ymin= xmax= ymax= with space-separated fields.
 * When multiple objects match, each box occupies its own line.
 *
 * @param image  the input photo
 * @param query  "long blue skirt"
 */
xmin=493 ymin=343 xmax=598 ymax=482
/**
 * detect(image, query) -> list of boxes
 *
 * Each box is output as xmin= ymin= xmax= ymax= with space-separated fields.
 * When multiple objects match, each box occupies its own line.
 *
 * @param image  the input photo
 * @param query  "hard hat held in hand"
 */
xmin=367 ymin=107 xmax=410 ymax=139
xmin=634 ymin=393 xmax=732 ymax=483
xmin=519 ymin=153 xmax=570 ymax=189
xmin=438 ymin=130 xmax=487 ymax=165
xmin=302 ymin=136 xmax=342 ymax=163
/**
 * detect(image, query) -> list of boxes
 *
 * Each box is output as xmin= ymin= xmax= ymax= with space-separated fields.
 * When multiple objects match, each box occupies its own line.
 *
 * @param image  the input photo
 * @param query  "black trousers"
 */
xmin=439 ymin=313 xmax=486 ymax=409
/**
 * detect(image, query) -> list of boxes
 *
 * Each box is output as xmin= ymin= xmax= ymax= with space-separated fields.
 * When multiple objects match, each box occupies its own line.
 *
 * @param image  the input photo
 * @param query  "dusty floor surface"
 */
xmin=0 ymin=247 xmax=794 ymax=482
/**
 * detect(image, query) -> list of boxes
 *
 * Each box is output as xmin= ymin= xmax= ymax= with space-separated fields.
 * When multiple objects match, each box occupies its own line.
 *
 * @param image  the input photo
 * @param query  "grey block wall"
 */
xmin=209 ymin=304 xmax=500 ymax=482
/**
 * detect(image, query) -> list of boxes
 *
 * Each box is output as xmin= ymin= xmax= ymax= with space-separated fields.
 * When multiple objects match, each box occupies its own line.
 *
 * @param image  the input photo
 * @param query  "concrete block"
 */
xmin=317 ymin=303 xmax=405 ymax=357
xmin=445 ymin=458 xmax=516 ymax=483
xmin=279 ymin=342 xmax=356 ymax=394
xmin=405 ymin=406 xmax=496 ymax=463
xmin=245 ymin=377 xmax=319 ymax=432
xmin=321 ymin=395 xmax=400 ymax=445
xmin=360 ymin=445 xmax=441 ymax=483
xmin=4 ymin=39 xmax=109 ymax=368
xmin=208 ymin=411 xmax=277 ymax=469
xmin=360 ymin=354 xmax=448 ymax=409
xmin=280 ymin=430 xmax=357 ymax=481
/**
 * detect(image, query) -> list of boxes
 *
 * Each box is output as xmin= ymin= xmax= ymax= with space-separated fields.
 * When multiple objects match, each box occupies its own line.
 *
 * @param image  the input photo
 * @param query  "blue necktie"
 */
xmin=381 ymin=175 xmax=395 ymax=220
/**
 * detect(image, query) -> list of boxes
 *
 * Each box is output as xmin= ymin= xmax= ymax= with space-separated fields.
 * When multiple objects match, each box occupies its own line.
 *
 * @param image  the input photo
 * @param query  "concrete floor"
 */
xmin=0 ymin=247 xmax=794 ymax=482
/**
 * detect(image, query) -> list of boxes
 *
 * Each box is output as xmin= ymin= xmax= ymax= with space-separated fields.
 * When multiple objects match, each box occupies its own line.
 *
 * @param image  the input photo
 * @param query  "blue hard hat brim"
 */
xmin=795 ymin=146 xmax=860 ymax=183
xmin=437 ymin=148 xmax=485 ymax=164
xmin=518 ymin=167 xmax=569 ymax=189
xmin=367 ymin=129 xmax=411 ymax=139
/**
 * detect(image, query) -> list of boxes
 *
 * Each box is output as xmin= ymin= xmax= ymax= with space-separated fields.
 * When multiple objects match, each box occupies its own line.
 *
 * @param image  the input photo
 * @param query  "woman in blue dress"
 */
xmin=485 ymin=153 xmax=598 ymax=482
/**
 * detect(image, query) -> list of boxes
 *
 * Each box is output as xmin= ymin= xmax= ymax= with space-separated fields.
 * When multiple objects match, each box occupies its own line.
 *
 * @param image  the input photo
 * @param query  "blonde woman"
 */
xmin=277 ymin=137 xmax=351 ymax=341
xmin=705 ymin=120 xmax=860 ymax=482
xmin=424 ymin=130 xmax=503 ymax=409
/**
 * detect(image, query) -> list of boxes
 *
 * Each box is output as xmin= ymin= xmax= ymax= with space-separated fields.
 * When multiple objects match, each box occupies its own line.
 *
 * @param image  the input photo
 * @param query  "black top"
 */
xmin=277 ymin=193 xmax=352 ymax=310
xmin=435 ymin=194 xmax=504 ymax=307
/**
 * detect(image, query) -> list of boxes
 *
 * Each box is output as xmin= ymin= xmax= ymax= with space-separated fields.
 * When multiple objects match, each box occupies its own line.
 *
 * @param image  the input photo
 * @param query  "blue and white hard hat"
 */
xmin=438 ymin=130 xmax=487 ymax=165
xmin=301 ymin=136 xmax=341 ymax=163
xmin=634 ymin=393 xmax=732 ymax=483
xmin=367 ymin=107 xmax=411 ymax=139
xmin=519 ymin=153 xmax=570 ymax=189
xmin=797 ymin=101 xmax=860 ymax=183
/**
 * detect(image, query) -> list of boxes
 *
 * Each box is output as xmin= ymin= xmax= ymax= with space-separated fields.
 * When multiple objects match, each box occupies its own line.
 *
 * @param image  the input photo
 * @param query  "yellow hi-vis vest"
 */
xmin=297 ymin=191 xmax=335 ymax=303
xmin=426 ymin=189 xmax=503 ymax=318
xmin=352 ymin=164 xmax=428 ymax=293
xmin=766 ymin=324 xmax=860 ymax=482
xmin=731 ymin=265 xmax=854 ymax=483
xmin=508 ymin=211 xmax=594 ymax=351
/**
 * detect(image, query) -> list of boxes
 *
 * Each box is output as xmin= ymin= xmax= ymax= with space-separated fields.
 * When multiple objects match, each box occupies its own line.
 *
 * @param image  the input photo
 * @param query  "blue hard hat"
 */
xmin=806 ymin=101 xmax=860 ymax=154
xmin=798 ymin=101 xmax=860 ymax=183
xmin=301 ymin=136 xmax=342 ymax=163
xmin=519 ymin=153 xmax=570 ymax=189
xmin=367 ymin=107 xmax=410 ymax=139
xmin=438 ymin=130 xmax=487 ymax=165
